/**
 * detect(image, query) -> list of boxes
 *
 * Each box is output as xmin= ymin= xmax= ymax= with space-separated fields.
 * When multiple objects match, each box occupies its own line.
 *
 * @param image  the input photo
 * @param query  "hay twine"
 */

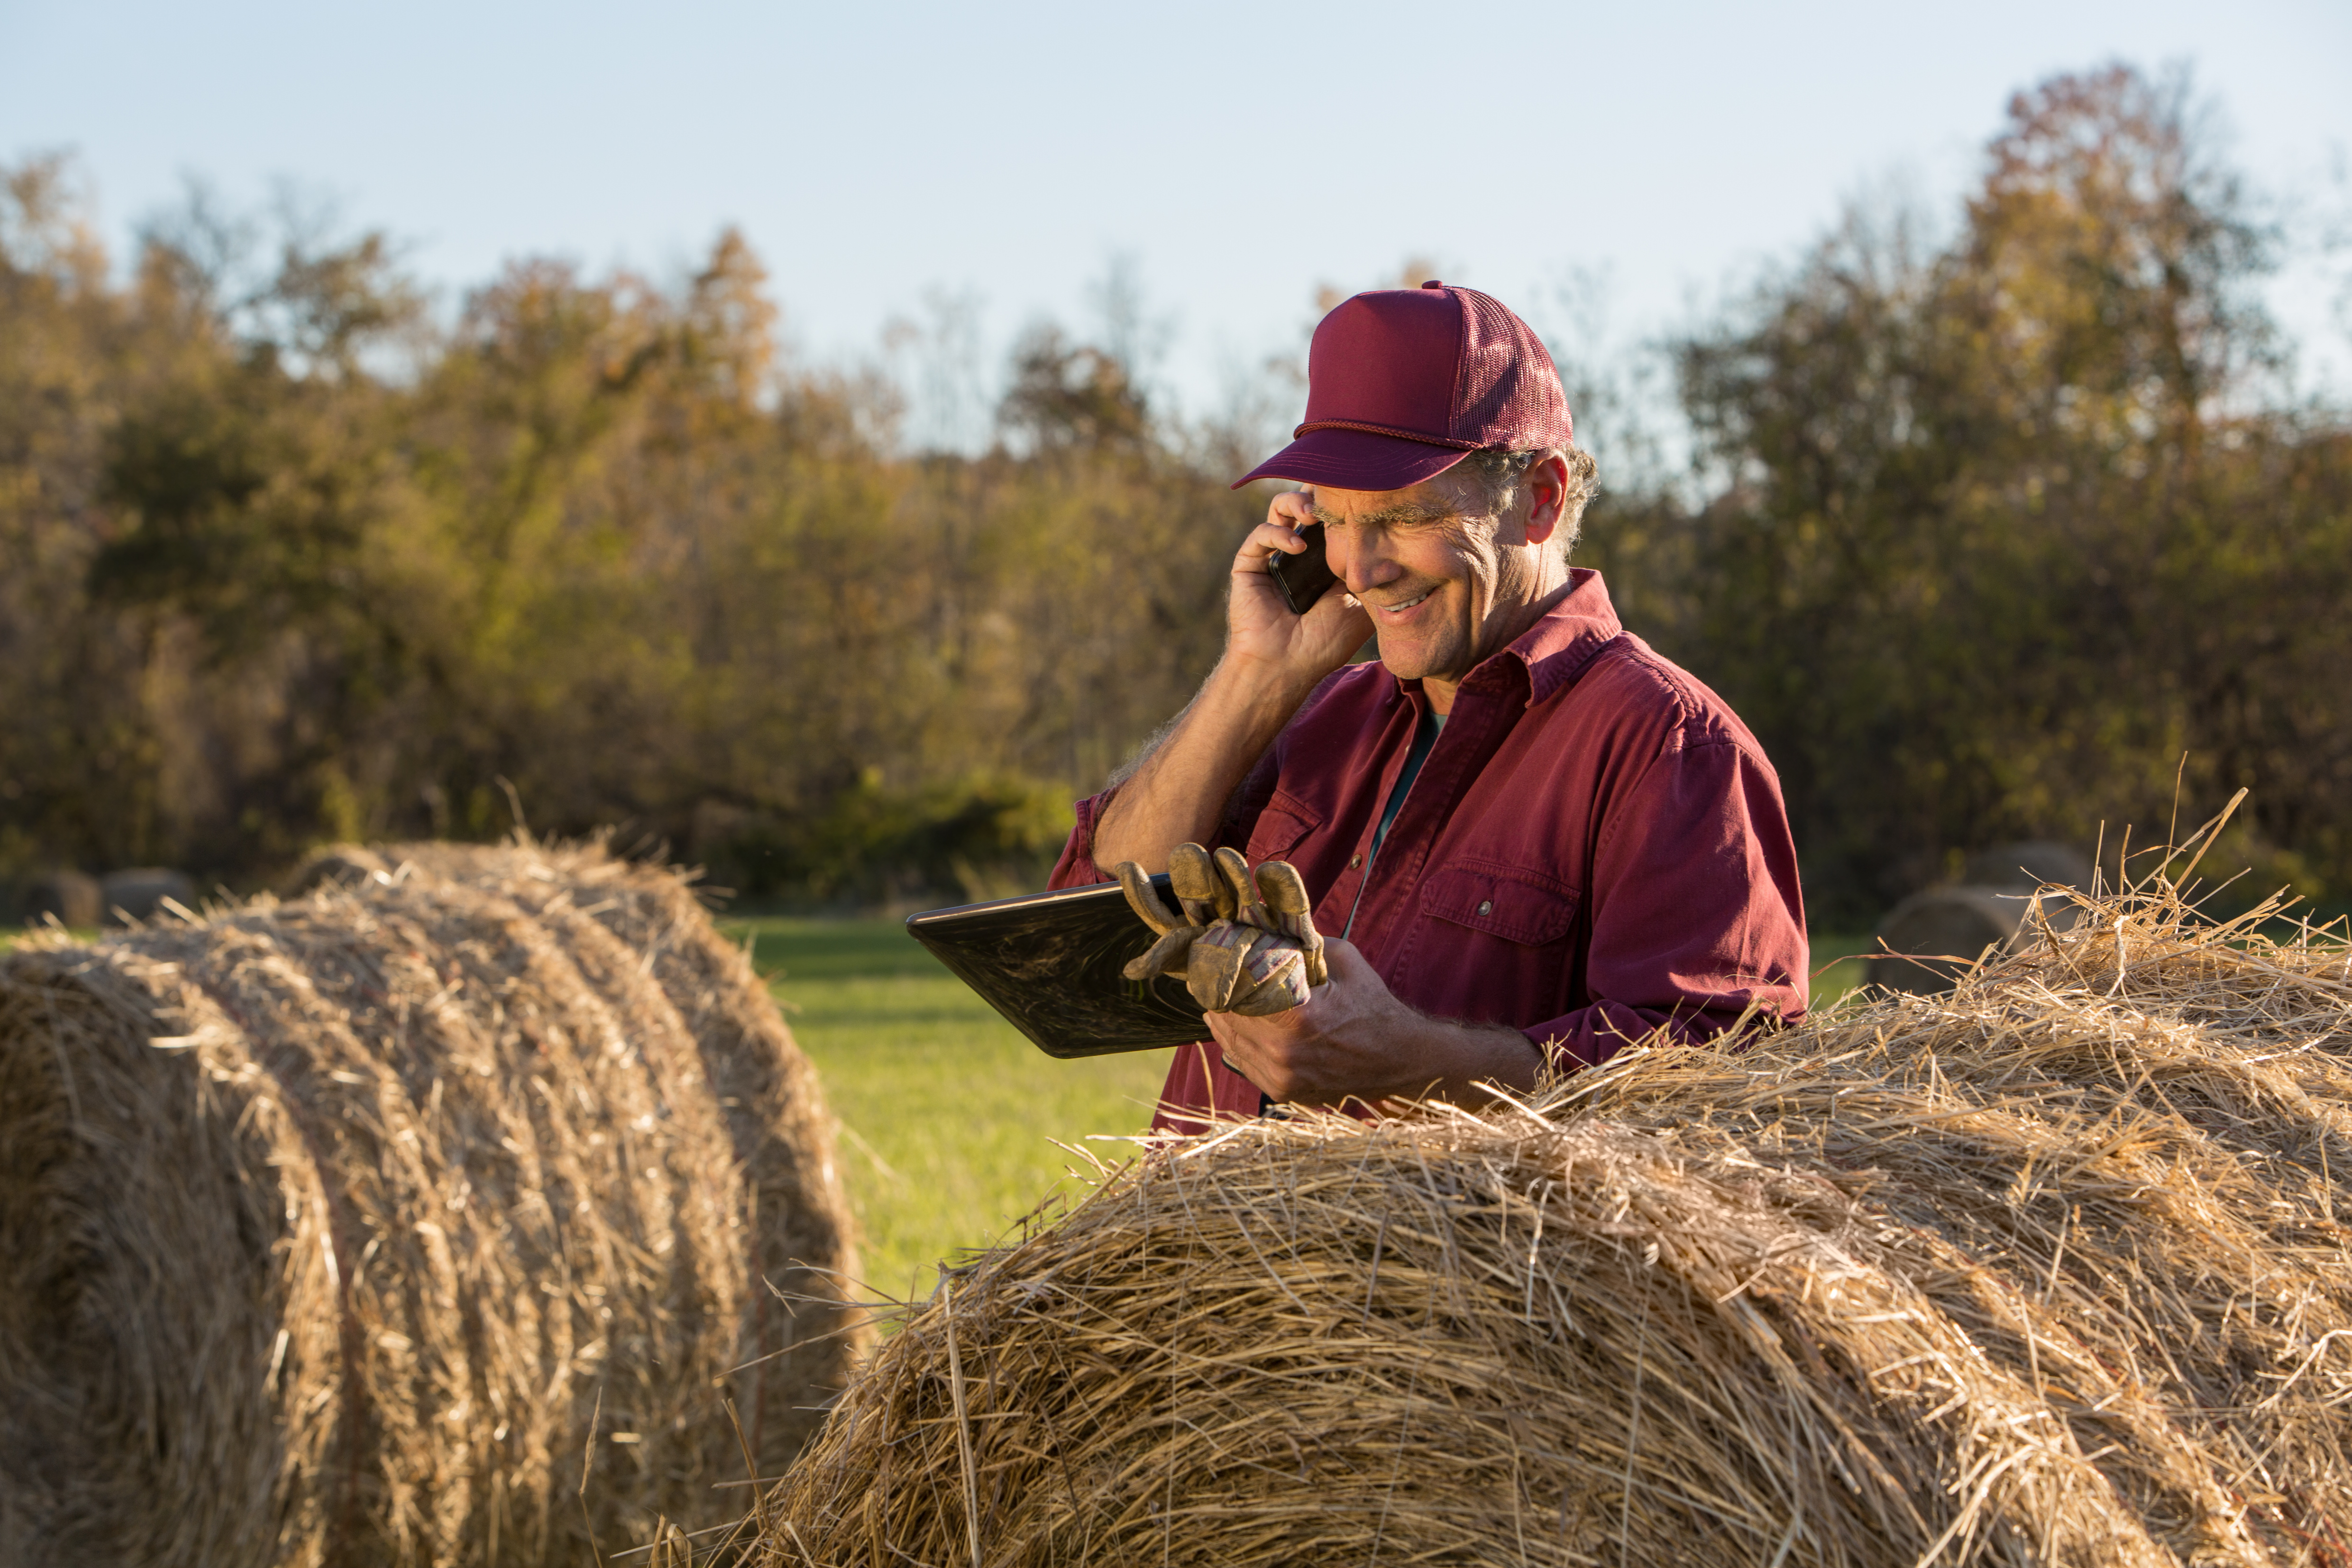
xmin=0 ymin=834 xmax=869 ymax=1567
xmin=758 ymin=833 xmax=2352 ymax=1565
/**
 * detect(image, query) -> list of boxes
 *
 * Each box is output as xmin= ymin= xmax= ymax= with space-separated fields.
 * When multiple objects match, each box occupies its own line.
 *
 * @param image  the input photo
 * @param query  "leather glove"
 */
xmin=1114 ymin=843 xmax=1327 ymax=1017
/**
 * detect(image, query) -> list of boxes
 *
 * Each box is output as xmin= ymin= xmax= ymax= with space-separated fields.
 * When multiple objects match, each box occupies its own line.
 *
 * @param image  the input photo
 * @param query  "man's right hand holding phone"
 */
xmin=1227 ymin=487 xmax=1371 ymax=690
xmin=1092 ymin=488 xmax=1372 ymax=871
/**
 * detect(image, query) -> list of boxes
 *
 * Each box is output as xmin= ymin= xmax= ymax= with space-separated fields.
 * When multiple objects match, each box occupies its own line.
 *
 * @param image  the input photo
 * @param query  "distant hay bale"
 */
xmin=97 ymin=865 xmax=199 ymax=925
xmin=1871 ymin=844 xmax=2095 ymax=994
xmin=17 ymin=867 xmax=101 ymax=929
xmin=1867 ymin=884 xmax=2040 ymax=992
xmin=0 ymin=836 xmax=867 ymax=1568
xmin=758 ymin=885 xmax=2352 ymax=1566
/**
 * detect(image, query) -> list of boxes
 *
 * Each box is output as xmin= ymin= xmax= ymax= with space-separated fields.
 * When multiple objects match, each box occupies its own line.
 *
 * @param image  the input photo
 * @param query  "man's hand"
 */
xmin=1205 ymin=937 xmax=1546 ymax=1110
xmin=1226 ymin=488 xmax=1373 ymax=684
xmin=1093 ymin=490 xmax=1369 ymax=872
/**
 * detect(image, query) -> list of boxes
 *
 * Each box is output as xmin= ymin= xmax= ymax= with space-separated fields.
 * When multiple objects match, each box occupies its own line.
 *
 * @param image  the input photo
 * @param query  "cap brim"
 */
xmin=1232 ymin=427 xmax=1473 ymax=492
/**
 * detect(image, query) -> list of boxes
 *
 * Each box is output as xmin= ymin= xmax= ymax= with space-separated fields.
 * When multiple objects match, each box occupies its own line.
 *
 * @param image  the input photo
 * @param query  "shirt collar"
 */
xmin=1506 ymin=568 xmax=1624 ymax=704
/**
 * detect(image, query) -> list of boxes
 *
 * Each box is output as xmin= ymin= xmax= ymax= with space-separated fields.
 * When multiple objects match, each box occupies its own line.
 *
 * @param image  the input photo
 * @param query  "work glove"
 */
xmin=1114 ymin=843 xmax=1327 ymax=1016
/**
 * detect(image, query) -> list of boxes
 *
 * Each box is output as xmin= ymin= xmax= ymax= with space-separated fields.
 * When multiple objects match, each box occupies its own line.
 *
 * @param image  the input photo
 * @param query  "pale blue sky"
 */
xmin=4 ymin=0 xmax=2347 ymax=441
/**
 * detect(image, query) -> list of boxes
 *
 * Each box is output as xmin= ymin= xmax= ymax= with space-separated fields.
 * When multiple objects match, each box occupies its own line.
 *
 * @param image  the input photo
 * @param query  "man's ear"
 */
xmin=1520 ymin=453 xmax=1572 ymax=546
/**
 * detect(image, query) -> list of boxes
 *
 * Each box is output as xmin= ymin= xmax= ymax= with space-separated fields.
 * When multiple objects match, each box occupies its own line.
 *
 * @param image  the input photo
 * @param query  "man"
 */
xmin=1047 ymin=281 xmax=1808 ymax=1132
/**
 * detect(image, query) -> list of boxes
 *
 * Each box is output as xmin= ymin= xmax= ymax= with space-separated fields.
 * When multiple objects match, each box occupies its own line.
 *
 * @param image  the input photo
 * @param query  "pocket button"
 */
xmin=1477 ymin=899 xmax=1493 ymax=915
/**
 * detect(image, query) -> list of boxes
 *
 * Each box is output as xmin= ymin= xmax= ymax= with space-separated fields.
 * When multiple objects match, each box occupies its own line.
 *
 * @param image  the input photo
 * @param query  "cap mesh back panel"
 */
xmin=1454 ymin=288 xmax=1573 ymax=449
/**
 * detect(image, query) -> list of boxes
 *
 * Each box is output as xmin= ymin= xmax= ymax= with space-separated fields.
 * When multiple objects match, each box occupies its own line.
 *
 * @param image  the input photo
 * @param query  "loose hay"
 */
xmin=0 ymin=836 xmax=868 ymax=1567
xmin=758 ymin=880 xmax=2352 ymax=1566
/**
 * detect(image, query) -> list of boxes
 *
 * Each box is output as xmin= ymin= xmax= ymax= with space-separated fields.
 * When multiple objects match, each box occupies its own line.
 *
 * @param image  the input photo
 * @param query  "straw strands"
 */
xmin=0 ymin=837 xmax=866 ymax=1567
xmin=758 ymin=878 xmax=2352 ymax=1566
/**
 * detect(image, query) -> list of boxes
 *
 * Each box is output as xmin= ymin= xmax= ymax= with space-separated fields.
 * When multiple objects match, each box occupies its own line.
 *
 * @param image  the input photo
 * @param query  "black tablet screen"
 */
xmin=904 ymin=876 xmax=1206 ymax=1058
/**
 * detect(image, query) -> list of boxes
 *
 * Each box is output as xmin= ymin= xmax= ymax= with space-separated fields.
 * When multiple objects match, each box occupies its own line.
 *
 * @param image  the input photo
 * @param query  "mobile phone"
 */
xmin=1268 ymin=523 xmax=1340 ymax=614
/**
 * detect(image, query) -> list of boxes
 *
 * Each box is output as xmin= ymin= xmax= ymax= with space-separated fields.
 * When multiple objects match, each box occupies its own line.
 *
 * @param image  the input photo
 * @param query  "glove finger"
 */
xmin=1253 ymin=860 xmax=1310 ymax=937
xmin=1188 ymin=946 xmax=1244 ymax=1012
xmin=1254 ymin=859 xmax=1326 ymax=983
xmin=1253 ymin=857 xmax=1309 ymax=913
xmin=1117 ymin=861 xmax=1181 ymax=936
xmin=1122 ymin=925 xmax=1199 ymax=982
xmin=1213 ymin=846 xmax=1255 ymax=926
xmin=1169 ymin=843 xmax=1223 ymax=926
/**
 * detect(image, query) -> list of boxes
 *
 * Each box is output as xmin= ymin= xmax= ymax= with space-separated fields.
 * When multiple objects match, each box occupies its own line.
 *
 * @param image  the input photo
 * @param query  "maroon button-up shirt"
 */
xmin=1047 ymin=569 xmax=1809 ymax=1133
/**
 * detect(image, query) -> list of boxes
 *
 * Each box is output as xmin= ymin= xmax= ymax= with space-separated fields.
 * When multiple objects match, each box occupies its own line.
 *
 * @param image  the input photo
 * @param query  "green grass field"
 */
xmin=1809 ymin=932 xmax=1879 ymax=1000
xmin=719 ymin=917 xmax=1173 ymax=1305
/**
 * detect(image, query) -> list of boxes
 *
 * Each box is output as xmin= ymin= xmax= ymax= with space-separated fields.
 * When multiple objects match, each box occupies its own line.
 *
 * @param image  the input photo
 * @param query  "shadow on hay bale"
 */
xmin=754 ymin=874 xmax=2352 ymax=1566
xmin=0 ymin=836 xmax=868 ymax=1568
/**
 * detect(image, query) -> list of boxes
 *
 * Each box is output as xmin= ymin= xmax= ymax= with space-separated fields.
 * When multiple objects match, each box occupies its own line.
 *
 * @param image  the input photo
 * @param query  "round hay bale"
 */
xmin=18 ymin=867 xmax=101 ymax=929
xmin=1866 ymin=884 xmax=2041 ymax=994
xmin=759 ymin=887 xmax=2352 ymax=1566
xmin=297 ymin=839 xmax=863 ymax=1462
xmin=0 ymin=837 xmax=867 ymax=1567
xmin=97 ymin=865 xmax=199 ymax=925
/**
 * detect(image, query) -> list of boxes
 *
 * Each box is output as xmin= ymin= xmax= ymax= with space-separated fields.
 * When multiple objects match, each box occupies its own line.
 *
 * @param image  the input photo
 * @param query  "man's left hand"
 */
xmin=1205 ymin=937 xmax=1546 ymax=1110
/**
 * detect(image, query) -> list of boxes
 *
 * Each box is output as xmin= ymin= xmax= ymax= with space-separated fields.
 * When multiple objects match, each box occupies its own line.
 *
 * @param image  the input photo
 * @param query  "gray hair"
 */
xmin=1452 ymin=445 xmax=1600 ymax=556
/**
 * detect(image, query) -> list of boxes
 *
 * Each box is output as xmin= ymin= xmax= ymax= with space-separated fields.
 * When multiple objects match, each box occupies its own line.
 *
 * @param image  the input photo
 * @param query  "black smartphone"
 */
xmin=1268 ymin=523 xmax=1340 ymax=614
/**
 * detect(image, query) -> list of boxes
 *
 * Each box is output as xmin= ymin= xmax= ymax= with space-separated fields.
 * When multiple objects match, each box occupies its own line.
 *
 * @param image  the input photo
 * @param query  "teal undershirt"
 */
xmin=1343 ymin=706 xmax=1445 ymax=940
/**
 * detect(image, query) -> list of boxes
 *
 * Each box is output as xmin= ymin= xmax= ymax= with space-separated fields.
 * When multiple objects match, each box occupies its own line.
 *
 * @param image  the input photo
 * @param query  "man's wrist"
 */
xmin=1206 ymin=649 xmax=1332 ymax=724
xmin=1400 ymin=1016 xmax=1545 ymax=1105
xmin=1338 ymin=989 xmax=1542 ymax=1107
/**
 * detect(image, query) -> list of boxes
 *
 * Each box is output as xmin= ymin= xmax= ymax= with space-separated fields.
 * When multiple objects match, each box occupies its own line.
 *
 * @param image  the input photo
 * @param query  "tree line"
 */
xmin=2 ymin=64 xmax=2345 ymax=922
xmin=0 ymin=170 xmax=1255 ymax=906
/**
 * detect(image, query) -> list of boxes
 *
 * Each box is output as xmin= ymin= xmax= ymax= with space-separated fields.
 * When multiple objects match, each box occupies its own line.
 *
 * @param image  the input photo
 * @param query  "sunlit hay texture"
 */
xmin=0 ymin=837 xmax=867 ymax=1568
xmin=758 ymin=881 xmax=2352 ymax=1567
xmin=296 ymin=839 xmax=867 ymax=1470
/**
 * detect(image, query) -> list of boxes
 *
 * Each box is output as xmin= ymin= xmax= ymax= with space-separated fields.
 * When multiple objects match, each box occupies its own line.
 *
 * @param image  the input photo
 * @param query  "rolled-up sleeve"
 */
xmin=1047 ymin=792 xmax=1120 ymax=890
xmin=1519 ymin=738 xmax=1809 ymax=1069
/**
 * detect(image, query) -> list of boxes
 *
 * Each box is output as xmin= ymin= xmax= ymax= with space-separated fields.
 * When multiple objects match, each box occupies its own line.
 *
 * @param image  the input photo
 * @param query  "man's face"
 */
xmin=1312 ymin=469 xmax=1556 ymax=692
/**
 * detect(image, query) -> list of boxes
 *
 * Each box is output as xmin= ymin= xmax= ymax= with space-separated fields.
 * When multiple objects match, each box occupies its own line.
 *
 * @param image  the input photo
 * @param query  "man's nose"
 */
xmin=1336 ymin=530 xmax=1401 ymax=596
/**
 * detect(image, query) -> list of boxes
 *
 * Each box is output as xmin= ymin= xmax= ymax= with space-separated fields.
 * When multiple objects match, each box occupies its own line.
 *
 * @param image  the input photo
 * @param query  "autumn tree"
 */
xmin=1608 ymin=64 xmax=2352 ymax=918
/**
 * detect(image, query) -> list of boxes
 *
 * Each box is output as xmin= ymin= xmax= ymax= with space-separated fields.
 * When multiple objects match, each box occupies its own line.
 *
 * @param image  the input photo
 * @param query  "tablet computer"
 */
xmin=904 ymin=876 xmax=1206 ymax=1058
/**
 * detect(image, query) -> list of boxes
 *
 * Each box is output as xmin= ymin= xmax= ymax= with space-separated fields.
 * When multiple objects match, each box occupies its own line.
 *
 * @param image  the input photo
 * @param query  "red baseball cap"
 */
xmin=1234 ymin=281 xmax=1574 ymax=492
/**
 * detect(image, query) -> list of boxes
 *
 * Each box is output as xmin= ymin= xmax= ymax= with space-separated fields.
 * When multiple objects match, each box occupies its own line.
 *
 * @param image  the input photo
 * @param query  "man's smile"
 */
xmin=1372 ymin=587 xmax=1437 ymax=618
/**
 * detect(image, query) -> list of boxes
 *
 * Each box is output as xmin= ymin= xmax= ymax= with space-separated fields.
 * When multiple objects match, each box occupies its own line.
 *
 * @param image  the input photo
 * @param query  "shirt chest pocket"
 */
xmin=1419 ymin=860 xmax=1581 ymax=946
xmin=1244 ymin=797 xmax=1321 ymax=863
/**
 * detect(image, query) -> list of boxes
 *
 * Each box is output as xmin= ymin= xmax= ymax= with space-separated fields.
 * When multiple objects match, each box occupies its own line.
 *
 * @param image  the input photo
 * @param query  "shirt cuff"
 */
xmin=1521 ymin=1000 xmax=1739 ymax=1074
